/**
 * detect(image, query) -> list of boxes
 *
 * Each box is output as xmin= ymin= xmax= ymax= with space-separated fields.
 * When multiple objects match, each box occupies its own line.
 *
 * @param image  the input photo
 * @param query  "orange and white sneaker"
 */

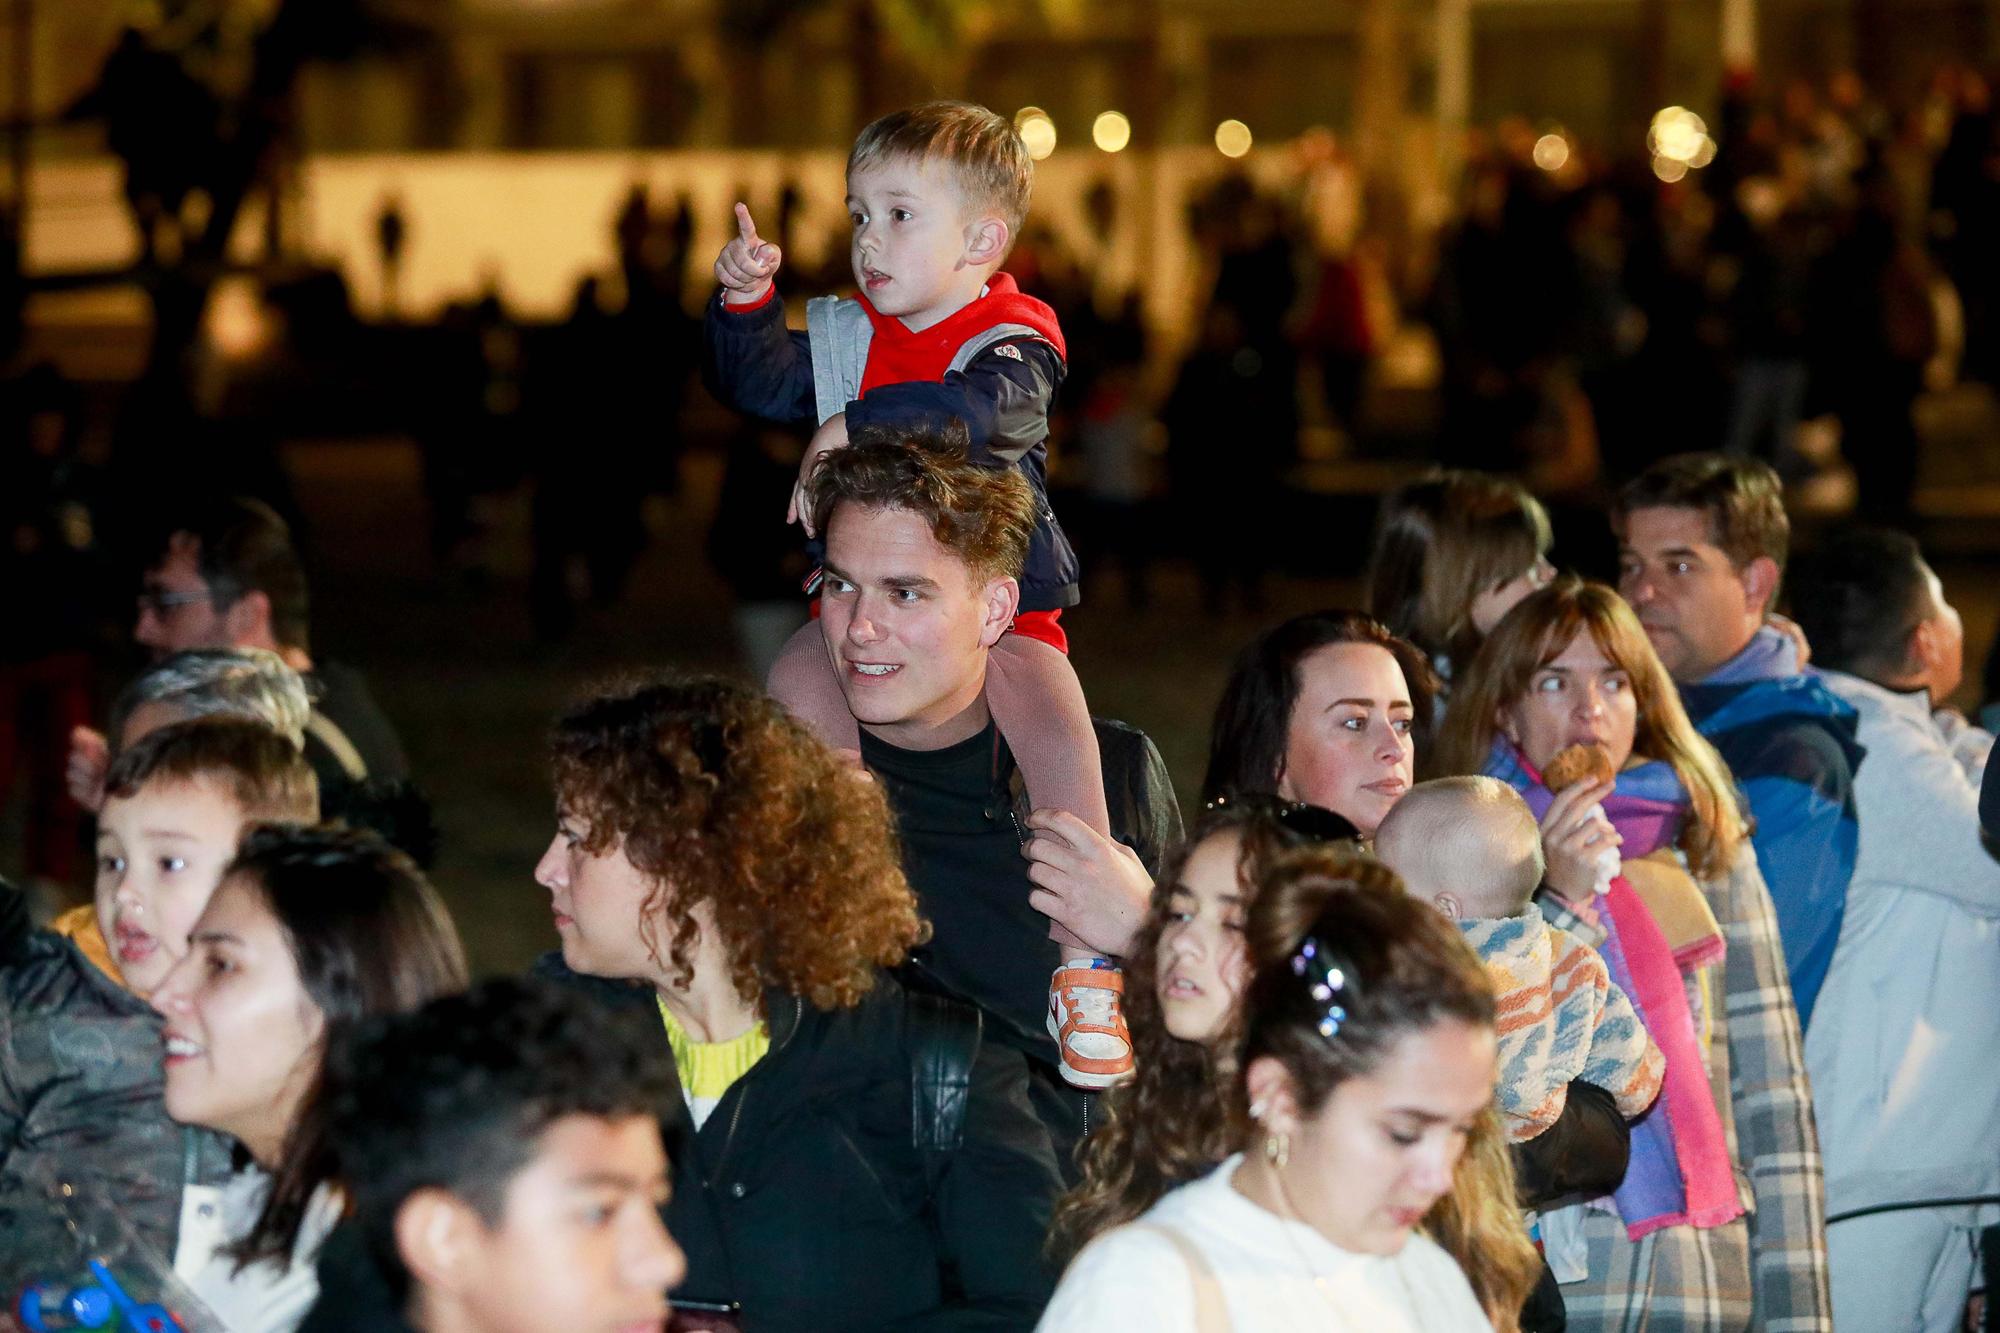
xmin=1047 ymin=964 xmax=1134 ymax=1089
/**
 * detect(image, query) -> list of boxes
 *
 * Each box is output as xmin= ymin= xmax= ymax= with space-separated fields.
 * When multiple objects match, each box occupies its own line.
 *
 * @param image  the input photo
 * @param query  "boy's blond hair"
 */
xmin=1375 ymin=776 xmax=1544 ymax=919
xmin=848 ymin=101 xmax=1033 ymax=241
xmin=103 ymin=717 xmax=320 ymax=825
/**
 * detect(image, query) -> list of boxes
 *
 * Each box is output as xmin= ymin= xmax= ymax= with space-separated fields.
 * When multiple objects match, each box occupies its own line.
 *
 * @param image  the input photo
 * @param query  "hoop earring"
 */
xmin=1264 ymin=1132 xmax=1291 ymax=1171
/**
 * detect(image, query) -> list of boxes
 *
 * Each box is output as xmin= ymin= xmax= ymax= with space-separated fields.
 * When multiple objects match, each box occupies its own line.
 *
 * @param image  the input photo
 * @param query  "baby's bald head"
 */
xmin=1375 ymin=776 xmax=1545 ymax=920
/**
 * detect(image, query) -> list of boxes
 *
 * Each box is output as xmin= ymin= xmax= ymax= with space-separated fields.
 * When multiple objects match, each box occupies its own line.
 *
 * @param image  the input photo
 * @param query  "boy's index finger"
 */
xmin=735 ymin=202 xmax=760 ymax=244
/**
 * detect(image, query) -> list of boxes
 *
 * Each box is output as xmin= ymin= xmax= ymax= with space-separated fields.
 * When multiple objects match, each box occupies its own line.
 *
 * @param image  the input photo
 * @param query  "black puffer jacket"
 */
xmin=0 ymin=930 xmax=234 ymax=1283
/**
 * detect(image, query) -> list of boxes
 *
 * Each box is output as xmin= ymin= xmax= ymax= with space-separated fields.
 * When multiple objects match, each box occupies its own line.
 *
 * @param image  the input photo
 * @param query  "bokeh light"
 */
xmin=1015 ymin=107 xmax=1057 ymax=160
xmin=1532 ymin=133 xmax=1571 ymax=172
xmin=1092 ymin=111 xmax=1132 ymax=153
xmin=1214 ymin=119 xmax=1253 ymax=158
xmin=1652 ymin=154 xmax=1690 ymax=183
xmin=1649 ymin=106 xmax=1715 ymax=171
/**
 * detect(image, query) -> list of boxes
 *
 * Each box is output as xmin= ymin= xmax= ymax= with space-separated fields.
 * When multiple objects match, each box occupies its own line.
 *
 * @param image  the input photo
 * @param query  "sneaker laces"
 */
xmin=1066 ymin=983 xmax=1120 ymax=1029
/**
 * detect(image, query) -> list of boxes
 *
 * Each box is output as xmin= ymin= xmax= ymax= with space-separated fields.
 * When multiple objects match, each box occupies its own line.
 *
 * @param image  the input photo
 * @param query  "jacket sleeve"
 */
xmin=1714 ymin=844 xmax=1834 ymax=1332
xmin=1737 ymin=721 xmax=1858 ymax=1027
xmin=1510 ymin=1080 xmax=1632 ymax=1210
xmin=701 ymin=290 xmax=818 ymax=427
xmin=1095 ymin=720 xmax=1185 ymax=880
xmin=843 ymin=338 xmax=1063 ymax=468
xmin=891 ymin=1040 xmax=1062 ymax=1332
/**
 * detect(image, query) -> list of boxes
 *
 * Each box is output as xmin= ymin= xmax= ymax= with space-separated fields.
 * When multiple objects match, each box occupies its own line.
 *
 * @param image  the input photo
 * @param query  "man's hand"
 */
xmin=1766 ymin=611 xmax=1812 ymax=667
xmin=1022 ymin=809 xmax=1153 ymax=959
xmin=790 ymin=413 xmax=849 ymax=534
xmin=67 ymin=725 xmax=110 ymax=815
xmin=715 ymin=203 xmax=782 ymax=306
xmin=1539 ymin=776 xmax=1622 ymax=904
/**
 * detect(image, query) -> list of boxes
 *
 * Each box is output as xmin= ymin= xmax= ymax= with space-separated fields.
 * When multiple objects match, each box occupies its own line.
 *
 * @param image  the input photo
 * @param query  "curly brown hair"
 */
xmin=549 ymin=676 xmax=928 ymax=1014
xmin=808 ymin=425 xmax=1036 ymax=584
xmin=1049 ymin=802 xmax=1343 ymax=1260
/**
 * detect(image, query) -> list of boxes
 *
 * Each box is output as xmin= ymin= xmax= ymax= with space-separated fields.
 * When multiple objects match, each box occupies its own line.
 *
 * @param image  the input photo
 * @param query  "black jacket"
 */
xmin=566 ymin=964 xmax=1060 ymax=1332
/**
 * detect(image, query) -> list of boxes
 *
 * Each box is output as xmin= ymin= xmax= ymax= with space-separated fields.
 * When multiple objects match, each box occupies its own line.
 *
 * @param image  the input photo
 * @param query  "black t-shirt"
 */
xmin=860 ymin=721 xmax=1059 ymax=1063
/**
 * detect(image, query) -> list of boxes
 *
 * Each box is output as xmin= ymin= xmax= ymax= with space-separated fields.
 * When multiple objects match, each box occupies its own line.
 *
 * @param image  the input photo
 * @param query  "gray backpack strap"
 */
xmin=947 ymin=322 xmax=1054 ymax=375
xmin=806 ymin=296 xmax=871 ymax=424
xmin=1133 ymin=1224 xmax=1232 ymax=1333
xmin=304 ymin=708 xmax=368 ymax=782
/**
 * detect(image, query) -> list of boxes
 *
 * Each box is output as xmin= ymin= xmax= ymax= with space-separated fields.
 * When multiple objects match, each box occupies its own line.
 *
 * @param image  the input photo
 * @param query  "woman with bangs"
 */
xmin=1365 ymin=470 xmax=1555 ymax=715
xmin=530 ymin=675 xmax=1064 ymax=1332
xmin=1049 ymin=799 xmax=1548 ymax=1331
xmin=1437 ymin=577 xmax=1830 ymax=1332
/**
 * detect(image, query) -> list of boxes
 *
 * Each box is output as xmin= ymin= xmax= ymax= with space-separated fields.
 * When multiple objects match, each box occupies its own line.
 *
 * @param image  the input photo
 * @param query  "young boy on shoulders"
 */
xmin=300 ymin=979 xmax=685 ymax=1333
xmin=705 ymin=100 xmax=1129 ymax=1087
xmin=0 ymin=718 xmax=318 ymax=1280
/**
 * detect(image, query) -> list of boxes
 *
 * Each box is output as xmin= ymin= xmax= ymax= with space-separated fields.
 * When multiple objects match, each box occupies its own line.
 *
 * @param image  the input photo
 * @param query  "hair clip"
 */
xmin=1290 ymin=935 xmax=1352 ymax=1040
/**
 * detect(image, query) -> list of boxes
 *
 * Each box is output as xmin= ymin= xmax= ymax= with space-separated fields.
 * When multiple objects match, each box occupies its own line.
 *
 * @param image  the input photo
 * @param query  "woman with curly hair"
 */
xmin=532 ymin=675 xmax=1065 ymax=1332
xmin=1041 ymin=847 xmax=1532 ymax=1331
xmin=1050 ymin=801 xmax=1550 ymax=1332
xmin=1436 ymin=577 xmax=1830 ymax=1331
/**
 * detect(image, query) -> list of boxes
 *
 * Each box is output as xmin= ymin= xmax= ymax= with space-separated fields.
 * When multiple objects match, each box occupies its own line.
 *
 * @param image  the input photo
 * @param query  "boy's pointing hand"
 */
xmin=717 ymin=202 xmax=783 ymax=305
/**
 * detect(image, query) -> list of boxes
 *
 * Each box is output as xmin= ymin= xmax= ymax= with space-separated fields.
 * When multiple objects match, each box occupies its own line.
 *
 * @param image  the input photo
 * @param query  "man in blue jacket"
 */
xmin=1615 ymin=454 xmax=1863 ymax=1029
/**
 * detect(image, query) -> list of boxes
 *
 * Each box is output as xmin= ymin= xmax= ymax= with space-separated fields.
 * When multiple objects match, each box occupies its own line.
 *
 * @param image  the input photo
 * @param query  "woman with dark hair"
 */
xmin=1437 ymin=577 xmax=1830 ymax=1331
xmin=1052 ymin=801 xmax=1552 ymax=1330
xmin=1365 ymin=469 xmax=1555 ymax=702
xmin=533 ymin=675 xmax=1063 ymax=1331
xmin=1041 ymin=848 xmax=1526 ymax=1330
xmin=1202 ymin=611 xmax=1437 ymax=832
xmin=153 ymin=823 xmax=469 ymax=1330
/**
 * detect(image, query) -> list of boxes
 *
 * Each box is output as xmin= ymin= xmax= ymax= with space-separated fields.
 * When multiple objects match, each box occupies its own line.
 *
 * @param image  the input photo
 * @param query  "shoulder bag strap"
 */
xmin=1133 ymin=1223 xmax=1232 ymax=1333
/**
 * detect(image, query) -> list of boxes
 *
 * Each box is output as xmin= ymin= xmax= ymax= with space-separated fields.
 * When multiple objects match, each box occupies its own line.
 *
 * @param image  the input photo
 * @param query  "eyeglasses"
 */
xmin=1202 ymin=793 xmax=1361 ymax=844
xmin=136 ymin=588 xmax=215 ymax=616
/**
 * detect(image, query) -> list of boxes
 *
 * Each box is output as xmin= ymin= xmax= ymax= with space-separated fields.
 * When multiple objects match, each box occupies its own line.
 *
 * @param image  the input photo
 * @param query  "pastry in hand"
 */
xmin=1544 ymin=743 xmax=1615 ymax=792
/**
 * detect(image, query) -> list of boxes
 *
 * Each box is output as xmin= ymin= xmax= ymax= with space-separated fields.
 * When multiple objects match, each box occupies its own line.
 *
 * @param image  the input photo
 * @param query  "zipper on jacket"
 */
xmin=710 ymin=994 xmax=804 ymax=1188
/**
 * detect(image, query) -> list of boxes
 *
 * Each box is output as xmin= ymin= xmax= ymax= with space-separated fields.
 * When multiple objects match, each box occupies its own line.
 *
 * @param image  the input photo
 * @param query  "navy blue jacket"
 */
xmin=1680 ymin=673 xmax=1864 ymax=1029
xmin=703 ymin=292 xmax=1080 ymax=612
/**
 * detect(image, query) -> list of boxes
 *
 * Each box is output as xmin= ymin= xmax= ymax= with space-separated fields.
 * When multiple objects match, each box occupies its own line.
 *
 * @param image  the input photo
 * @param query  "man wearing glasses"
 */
xmin=70 ymin=497 xmax=408 ymax=809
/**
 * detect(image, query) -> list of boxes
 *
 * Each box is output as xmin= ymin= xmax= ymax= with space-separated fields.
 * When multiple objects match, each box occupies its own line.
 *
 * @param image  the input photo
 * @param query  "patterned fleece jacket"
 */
xmin=1463 ymin=908 xmax=1666 ymax=1143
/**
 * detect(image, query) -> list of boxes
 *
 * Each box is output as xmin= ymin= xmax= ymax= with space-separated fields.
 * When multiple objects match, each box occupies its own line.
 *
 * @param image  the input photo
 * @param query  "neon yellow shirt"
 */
xmin=656 ymin=995 xmax=769 ymax=1129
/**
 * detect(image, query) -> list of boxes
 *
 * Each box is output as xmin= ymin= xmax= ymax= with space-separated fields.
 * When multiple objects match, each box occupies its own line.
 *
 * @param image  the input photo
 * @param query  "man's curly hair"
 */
xmin=808 ymin=422 xmax=1036 ymax=584
xmin=550 ymin=676 xmax=929 ymax=1013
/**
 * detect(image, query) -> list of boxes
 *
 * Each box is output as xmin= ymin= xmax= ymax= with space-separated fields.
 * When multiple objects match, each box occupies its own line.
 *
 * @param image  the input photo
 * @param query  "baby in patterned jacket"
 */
xmin=1377 ymin=776 xmax=1664 ymax=1142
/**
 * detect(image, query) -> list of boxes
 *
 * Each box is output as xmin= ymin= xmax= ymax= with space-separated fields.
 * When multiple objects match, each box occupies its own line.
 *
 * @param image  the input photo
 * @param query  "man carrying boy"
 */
xmin=706 ymin=102 xmax=1130 ymax=1087
xmin=0 ymin=718 xmax=318 ymax=1278
xmin=301 ymin=978 xmax=686 ymax=1333
xmin=804 ymin=440 xmax=1179 ymax=1157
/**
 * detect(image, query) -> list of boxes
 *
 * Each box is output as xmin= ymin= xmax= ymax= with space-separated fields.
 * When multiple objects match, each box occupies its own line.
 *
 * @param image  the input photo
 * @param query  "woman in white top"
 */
xmin=1041 ymin=849 xmax=1504 ymax=1332
xmin=151 ymin=824 xmax=467 ymax=1332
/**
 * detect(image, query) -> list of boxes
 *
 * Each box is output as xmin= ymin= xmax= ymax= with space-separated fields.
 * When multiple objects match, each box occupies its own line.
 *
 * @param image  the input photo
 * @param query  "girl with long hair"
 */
xmin=1042 ymin=848 xmax=1536 ymax=1331
xmin=1365 ymin=470 xmax=1555 ymax=700
xmin=154 ymin=824 xmax=469 ymax=1330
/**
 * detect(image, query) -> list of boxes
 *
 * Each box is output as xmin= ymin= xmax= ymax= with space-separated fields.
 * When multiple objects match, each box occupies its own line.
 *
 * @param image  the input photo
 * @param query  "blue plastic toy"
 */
xmin=15 ymin=1259 xmax=184 ymax=1333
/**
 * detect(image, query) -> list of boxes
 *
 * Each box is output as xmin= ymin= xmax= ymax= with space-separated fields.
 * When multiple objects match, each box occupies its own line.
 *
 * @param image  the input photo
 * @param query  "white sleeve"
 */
xmin=1859 ymin=715 xmax=2000 ymax=916
xmin=1036 ymin=1227 xmax=1203 ymax=1333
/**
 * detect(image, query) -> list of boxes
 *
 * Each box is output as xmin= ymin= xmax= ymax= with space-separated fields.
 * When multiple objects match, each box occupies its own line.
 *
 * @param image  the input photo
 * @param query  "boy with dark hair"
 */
xmin=302 ymin=978 xmax=685 ymax=1333
xmin=709 ymin=107 xmax=1134 ymax=1084
xmin=1614 ymin=452 xmax=1863 ymax=1028
xmin=0 ymin=718 xmax=318 ymax=1279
